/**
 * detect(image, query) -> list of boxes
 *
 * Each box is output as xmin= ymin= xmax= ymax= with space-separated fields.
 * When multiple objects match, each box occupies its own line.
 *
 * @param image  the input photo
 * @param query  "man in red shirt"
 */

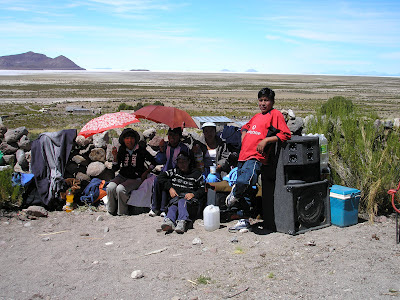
xmin=226 ymin=87 xmax=291 ymax=229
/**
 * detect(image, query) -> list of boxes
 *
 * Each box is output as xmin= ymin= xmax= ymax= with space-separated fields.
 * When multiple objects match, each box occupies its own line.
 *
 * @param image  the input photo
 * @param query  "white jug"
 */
xmin=203 ymin=205 xmax=220 ymax=231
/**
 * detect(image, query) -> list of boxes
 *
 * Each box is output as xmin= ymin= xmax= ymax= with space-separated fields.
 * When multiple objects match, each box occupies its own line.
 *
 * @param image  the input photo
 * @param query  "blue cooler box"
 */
xmin=330 ymin=185 xmax=361 ymax=227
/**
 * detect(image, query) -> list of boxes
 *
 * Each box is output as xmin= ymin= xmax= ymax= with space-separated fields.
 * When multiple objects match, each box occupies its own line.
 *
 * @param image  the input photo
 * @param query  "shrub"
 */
xmin=117 ymin=103 xmax=134 ymax=111
xmin=0 ymin=168 xmax=23 ymax=209
xmin=320 ymin=96 xmax=354 ymax=117
xmin=306 ymin=96 xmax=400 ymax=219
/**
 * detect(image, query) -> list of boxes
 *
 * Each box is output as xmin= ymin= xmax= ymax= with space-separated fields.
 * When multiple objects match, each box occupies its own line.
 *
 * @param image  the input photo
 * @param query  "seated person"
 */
xmin=149 ymin=127 xmax=190 ymax=217
xmin=192 ymin=122 xmax=231 ymax=182
xmin=158 ymin=151 xmax=205 ymax=233
xmin=106 ymin=128 xmax=156 ymax=216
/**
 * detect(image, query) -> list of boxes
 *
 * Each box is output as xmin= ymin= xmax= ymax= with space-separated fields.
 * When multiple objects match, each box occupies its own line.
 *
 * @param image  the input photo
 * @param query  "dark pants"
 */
xmin=151 ymin=177 xmax=169 ymax=213
xmin=232 ymin=159 xmax=262 ymax=213
xmin=166 ymin=197 xmax=198 ymax=223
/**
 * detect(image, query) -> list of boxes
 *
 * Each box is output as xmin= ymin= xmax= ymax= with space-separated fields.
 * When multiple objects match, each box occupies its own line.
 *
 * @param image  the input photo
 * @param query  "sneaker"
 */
xmin=228 ymin=219 xmax=250 ymax=232
xmin=225 ymin=185 xmax=239 ymax=208
xmin=161 ymin=218 xmax=175 ymax=232
xmin=148 ymin=210 xmax=157 ymax=217
xmin=160 ymin=212 xmax=166 ymax=218
xmin=175 ymin=220 xmax=187 ymax=234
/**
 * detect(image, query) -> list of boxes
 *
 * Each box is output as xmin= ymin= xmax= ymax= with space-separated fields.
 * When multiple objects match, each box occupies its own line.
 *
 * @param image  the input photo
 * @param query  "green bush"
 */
xmin=0 ymin=168 xmax=23 ymax=209
xmin=320 ymin=96 xmax=354 ymax=117
xmin=117 ymin=103 xmax=134 ymax=111
xmin=306 ymin=96 xmax=400 ymax=219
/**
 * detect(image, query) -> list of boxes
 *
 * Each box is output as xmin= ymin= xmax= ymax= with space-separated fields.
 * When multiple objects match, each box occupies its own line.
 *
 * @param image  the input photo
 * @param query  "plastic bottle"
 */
xmin=319 ymin=134 xmax=329 ymax=173
xmin=66 ymin=189 xmax=74 ymax=213
xmin=203 ymin=205 xmax=220 ymax=231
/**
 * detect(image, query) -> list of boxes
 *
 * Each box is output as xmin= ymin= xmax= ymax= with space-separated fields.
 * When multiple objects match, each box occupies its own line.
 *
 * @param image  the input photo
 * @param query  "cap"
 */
xmin=201 ymin=122 xmax=217 ymax=129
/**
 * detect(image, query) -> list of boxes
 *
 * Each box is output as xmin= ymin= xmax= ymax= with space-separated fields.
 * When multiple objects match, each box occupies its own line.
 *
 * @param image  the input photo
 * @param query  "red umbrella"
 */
xmin=134 ymin=105 xmax=198 ymax=129
xmin=78 ymin=112 xmax=140 ymax=138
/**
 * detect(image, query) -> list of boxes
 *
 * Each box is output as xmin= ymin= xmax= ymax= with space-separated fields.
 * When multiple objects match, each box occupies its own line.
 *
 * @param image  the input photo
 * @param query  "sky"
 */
xmin=0 ymin=0 xmax=400 ymax=75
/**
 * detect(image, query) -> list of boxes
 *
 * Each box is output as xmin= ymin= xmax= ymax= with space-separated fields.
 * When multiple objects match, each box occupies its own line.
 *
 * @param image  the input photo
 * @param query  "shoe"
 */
xmin=161 ymin=218 xmax=175 ymax=232
xmin=225 ymin=185 xmax=239 ymax=208
xmin=175 ymin=220 xmax=187 ymax=234
xmin=228 ymin=219 xmax=250 ymax=232
xmin=148 ymin=210 xmax=157 ymax=217
xmin=160 ymin=212 xmax=166 ymax=218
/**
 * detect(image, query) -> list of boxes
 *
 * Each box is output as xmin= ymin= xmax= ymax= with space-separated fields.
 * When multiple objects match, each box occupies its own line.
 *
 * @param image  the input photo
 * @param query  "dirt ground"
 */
xmin=0 ymin=207 xmax=399 ymax=300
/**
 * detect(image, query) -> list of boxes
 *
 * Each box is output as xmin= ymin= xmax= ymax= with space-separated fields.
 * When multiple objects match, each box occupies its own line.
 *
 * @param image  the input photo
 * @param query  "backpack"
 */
xmin=220 ymin=125 xmax=242 ymax=153
xmin=80 ymin=178 xmax=109 ymax=204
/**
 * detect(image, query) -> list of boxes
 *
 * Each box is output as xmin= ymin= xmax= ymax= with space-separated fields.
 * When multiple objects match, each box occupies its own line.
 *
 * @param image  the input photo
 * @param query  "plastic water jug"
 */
xmin=203 ymin=205 xmax=220 ymax=231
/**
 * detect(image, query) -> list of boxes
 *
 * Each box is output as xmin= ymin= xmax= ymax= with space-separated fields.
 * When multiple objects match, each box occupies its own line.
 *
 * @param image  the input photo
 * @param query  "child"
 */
xmin=149 ymin=127 xmax=190 ymax=217
xmin=225 ymin=87 xmax=291 ymax=229
xmin=158 ymin=151 xmax=205 ymax=233
xmin=106 ymin=128 xmax=156 ymax=216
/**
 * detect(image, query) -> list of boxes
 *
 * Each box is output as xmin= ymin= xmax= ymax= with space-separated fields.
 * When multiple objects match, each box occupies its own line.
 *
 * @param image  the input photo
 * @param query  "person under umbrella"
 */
xmin=107 ymin=128 xmax=157 ymax=216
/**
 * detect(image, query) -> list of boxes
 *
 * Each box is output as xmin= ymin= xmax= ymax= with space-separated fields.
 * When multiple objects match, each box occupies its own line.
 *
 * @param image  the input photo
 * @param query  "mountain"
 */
xmin=0 ymin=51 xmax=85 ymax=70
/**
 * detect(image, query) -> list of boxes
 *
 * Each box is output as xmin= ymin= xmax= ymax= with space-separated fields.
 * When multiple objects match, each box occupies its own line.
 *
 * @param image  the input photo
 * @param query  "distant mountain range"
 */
xmin=0 ymin=51 xmax=85 ymax=70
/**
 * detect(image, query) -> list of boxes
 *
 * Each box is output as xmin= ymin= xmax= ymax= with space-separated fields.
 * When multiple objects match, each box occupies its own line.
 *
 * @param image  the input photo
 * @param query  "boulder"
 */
xmin=71 ymin=155 xmax=90 ymax=166
xmin=3 ymin=154 xmax=15 ymax=165
xmin=4 ymin=126 xmax=28 ymax=143
xmin=65 ymin=161 xmax=87 ymax=176
xmin=89 ymin=148 xmax=106 ymax=162
xmin=75 ymin=135 xmax=92 ymax=147
xmin=93 ymin=131 xmax=109 ymax=148
xmin=76 ymin=172 xmax=91 ymax=183
xmin=79 ymin=143 xmax=94 ymax=155
xmin=394 ymin=118 xmax=400 ymax=128
xmin=25 ymin=151 xmax=31 ymax=163
xmin=16 ymin=149 xmax=29 ymax=170
xmin=18 ymin=135 xmax=31 ymax=151
xmin=106 ymin=144 xmax=114 ymax=162
xmin=86 ymin=161 xmax=106 ymax=177
xmin=143 ymin=128 xmax=156 ymax=140
xmin=0 ymin=142 xmax=19 ymax=154
xmin=23 ymin=206 xmax=48 ymax=217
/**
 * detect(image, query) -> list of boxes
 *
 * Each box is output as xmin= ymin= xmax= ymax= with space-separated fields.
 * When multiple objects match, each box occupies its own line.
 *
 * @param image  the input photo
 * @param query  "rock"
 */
xmin=2 ymin=154 xmax=15 ymax=164
xmin=93 ymin=131 xmax=109 ymax=148
xmin=148 ymin=135 xmax=164 ymax=148
xmin=0 ymin=142 xmax=19 ymax=155
xmin=96 ymin=215 xmax=104 ymax=221
xmin=86 ymin=162 xmax=106 ymax=177
xmin=13 ymin=163 xmax=24 ymax=173
xmin=143 ymin=128 xmax=156 ymax=139
xmin=16 ymin=149 xmax=29 ymax=170
xmin=24 ymin=222 xmax=32 ymax=227
xmin=104 ymin=226 xmax=109 ymax=233
xmin=106 ymin=144 xmax=114 ymax=162
xmin=76 ymin=172 xmax=91 ymax=182
xmin=18 ymin=135 xmax=31 ymax=151
xmin=71 ymin=155 xmax=90 ymax=166
xmin=79 ymin=144 xmax=94 ymax=155
xmin=287 ymin=117 xmax=304 ymax=135
xmin=375 ymin=215 xmax=387 ymax=223
xmin=42 ymin=237 xmax=51 ymax=241
xmin=98 ymin=168 xmax=115 ymax=182
xmin=383 ymin=120 xmax=393 ymax=129
xmin=374 ymin=119 xmax=382 ymax=128
xmin=65 ymin=161 xmax=87 ymax=177
xmin=239 ymin=228 xmax=249 ymax=233
xmin=89 ymin=148 xmax=106 ymax=162
xmin=23 ymin=206 xmax=48 ymax=217
xmin=75 ymin=135 xmax=92 ymax=147
xmin=4 ymin=126 xmax=28 ymax=143
xmin=230 ymin=237 xmax=239 ymax=243
xmin=25 ymin=151 xmax=31 ymax=163
xmin=0 ymin=124 xmax=7 ymax=135
xmin=130 ymin=270 xmax=144 ymax=279
xmin=394 ymin=118 xmax=400 ymax=128
xmin=192 ymin=237 xmax=202 ymax=245
xmin=104 ymin=161 xmax=113 ymax=169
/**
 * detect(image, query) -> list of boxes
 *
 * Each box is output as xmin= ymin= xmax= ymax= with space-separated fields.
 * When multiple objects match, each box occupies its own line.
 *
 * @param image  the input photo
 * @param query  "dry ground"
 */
xmin=0 ymin=208 xmax=399 ymax=300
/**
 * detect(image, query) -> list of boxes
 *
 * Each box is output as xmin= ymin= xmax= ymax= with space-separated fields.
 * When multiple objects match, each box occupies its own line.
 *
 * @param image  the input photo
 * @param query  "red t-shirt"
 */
xmin=239 ymin=109 xmax=291 ymax=165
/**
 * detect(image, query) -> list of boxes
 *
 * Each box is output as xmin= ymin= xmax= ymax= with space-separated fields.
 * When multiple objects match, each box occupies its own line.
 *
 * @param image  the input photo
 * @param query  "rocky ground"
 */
xmin=0 ymin=207 xmax=399 ymax=300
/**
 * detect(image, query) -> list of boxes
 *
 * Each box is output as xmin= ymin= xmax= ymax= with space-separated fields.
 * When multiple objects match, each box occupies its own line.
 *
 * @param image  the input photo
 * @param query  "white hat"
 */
xmin=201 ymin=122 xmax=217 ymax=129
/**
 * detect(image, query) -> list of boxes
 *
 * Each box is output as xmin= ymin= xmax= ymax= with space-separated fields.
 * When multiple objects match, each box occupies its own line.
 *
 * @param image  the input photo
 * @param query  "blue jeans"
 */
xmin=166 ymin=197 xmax=191 ymax=223
xmin=151 ymin=177 xmax=169 ymax=213
xmin=232 ymin=159 xmax=262 ymax=211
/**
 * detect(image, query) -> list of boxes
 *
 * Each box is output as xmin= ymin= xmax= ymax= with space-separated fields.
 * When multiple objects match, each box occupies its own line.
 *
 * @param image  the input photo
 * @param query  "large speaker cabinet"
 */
xmin=262 ymin=136 xmax=331 ymax=235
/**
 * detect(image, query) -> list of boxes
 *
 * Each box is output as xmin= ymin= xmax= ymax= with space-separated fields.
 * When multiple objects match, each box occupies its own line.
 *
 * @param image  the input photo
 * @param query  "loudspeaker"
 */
xmin=262 ymin=136 xmax=331 ymax=235
xmin=273 ymin=180 xmax=330 ymax=235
